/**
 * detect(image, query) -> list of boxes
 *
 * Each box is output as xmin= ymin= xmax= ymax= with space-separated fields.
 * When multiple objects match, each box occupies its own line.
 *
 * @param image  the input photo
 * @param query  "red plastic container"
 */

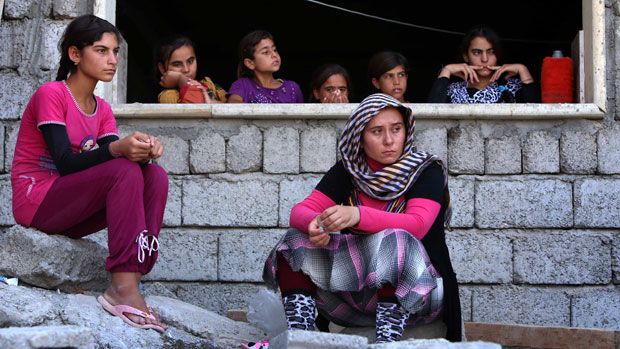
xmin=541 ymin=53 xmax=574 ymax=103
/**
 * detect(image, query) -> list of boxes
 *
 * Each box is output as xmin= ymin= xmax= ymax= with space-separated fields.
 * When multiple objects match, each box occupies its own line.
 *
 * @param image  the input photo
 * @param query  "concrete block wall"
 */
xmin=1 ymin=1 xmax=619 ymax=334
xmin=3 ymin=117 xmax=619 ymax=331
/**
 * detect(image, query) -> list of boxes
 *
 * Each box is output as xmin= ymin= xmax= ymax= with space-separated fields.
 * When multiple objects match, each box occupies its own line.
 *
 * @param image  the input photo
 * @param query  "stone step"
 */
xmin=0 ymin=325 xmax=95 ymax=349
xmin=0 ymin=283 xmax=264 ymax=348
xmin=0 ymin=225 xmax=109 ymax=292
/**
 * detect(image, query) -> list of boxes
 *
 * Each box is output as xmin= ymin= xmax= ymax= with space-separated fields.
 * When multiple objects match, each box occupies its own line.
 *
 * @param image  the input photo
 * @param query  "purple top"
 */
xmin=228 ymin=77 xmax=304 ymax=103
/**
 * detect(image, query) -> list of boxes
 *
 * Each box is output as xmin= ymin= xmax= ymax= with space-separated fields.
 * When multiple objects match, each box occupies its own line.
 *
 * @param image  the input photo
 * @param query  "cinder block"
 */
xmin=146 ymin=282 xmax=266 ymax=316
xmin=448 ymin=125 xmax=484 ymax=174
xmin=475 ymin=179 xmax=572 ymax=228
xmin=0 ymin=72 xmax=43 ymax=120
xmin=560 ymin=131 xmax=597 ymax=174
xmin=279 ymin=176 xmax=321 ymax=227
xmin=40 ymin=20 xmax=69 ymax=71
xmin=156 ymin=135 xmax=189 ymax=174
xmin=575 ymin=179 xmax=620 ymax=228
xmin=473 ymin=286 xmax=570 ymax=326
xmin=4 ymin=125 xmax=18 ymax=171
xmin=460 ymin=286 xmax=473 ymax=322
xmin=0 ymin=21 xmax=18 ymax=69
xmin=163 ymin=178 xmax=182 ymax=226
xmin=446 ymin=231 xmax=512 ymax=283
xmin=523 ymin=131 xmax=559 ymax=174
xmin=145 ymin=229 xmax=218 ymax=281
xmin=598 ymin=126 xmax=620 ymax=174
xmin=300 ymin=127 xmax=337 ymax=173
xmin=415 ymin=128 xmax=448 ymax=166
xmin=227 ymin=126 xmax=262 ymax=173
xmin=449 ymin=177 xmax=474 ymax=228
xmin=218 ymin=229 xmax=283 ymax=282
xmin=52 ymin=0 xmax=90 ymax=18
xmin=2 ymin=19 xmax=57 ymax=79
xmin=3 ymin=0 xmax=39 ymax=18
xmin=572 ymin=288 xmax=620 ymax=330
xmin=485 ymin=136 xmax=521 ymax=174
xmin=9 ymin=20 xmax=34 ymax=69
xmin=514 ymin=232 xmax=612 ymax=284
xmin=0 ymin=177 xmax=15 ymax=226
xmin=190 ymin=132 xmax=225 ymax=173
xmin=183 ymin=179 xmax=278 ymax=226
xmin=264 ymin=127 xmax=299 ymax=174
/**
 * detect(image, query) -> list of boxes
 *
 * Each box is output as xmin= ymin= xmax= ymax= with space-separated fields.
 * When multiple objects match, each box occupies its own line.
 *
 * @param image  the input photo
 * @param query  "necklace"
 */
xmin=63 ymin=80 xmax=97 ymax=117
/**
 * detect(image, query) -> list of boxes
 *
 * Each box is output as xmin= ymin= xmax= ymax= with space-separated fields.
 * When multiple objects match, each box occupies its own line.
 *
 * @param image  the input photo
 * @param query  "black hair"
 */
xmin=367 ymin=51 xmax=410 ymax=80
xmin=236 ymin=30 xmax=275 ymax=79
xmin=56 ymin=14 xmax=122 ymax=81
xmin=460 ymin=24 xmax=503 ymax=63
xmin=155 ymin=35 xmax=196 ymax=79
xmin=308 ymin=63 xmax=353 ymax=102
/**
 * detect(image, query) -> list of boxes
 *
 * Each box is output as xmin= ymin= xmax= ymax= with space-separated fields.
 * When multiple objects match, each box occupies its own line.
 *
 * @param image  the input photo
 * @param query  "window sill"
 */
xmin=112 ymin=103 xmax=605 ymax=120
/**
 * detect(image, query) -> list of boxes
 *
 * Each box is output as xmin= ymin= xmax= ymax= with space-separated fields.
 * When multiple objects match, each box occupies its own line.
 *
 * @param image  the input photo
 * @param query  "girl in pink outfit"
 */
xmin=11 ymin=15 xmax=168 ymax=332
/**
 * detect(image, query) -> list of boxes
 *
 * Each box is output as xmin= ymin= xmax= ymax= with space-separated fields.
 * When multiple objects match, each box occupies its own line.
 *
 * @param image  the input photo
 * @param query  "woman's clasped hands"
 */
xmin=307 ymin=205 xmax=360 ymax=247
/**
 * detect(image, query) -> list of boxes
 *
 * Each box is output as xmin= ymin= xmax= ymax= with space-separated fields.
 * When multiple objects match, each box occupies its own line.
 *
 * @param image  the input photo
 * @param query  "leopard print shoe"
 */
xmin=375 ymin=301 xmax=410 ymax=343
xmin=282 ymin=294 xmax=316 ymax=331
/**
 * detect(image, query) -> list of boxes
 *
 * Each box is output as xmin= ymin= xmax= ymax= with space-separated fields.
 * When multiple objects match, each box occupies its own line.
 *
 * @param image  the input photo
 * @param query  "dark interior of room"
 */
xmin=116 ymin=0 xmax=583 ymax=103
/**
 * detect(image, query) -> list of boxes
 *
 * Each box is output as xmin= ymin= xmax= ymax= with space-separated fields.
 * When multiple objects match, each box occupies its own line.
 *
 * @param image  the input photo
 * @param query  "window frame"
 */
xmin=95 ymin=0 xmax=606 ymax=119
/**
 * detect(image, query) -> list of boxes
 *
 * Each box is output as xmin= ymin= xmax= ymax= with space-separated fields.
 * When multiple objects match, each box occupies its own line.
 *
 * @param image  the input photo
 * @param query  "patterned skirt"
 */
xmin=263 ymin=228 xmax=443 ymax=327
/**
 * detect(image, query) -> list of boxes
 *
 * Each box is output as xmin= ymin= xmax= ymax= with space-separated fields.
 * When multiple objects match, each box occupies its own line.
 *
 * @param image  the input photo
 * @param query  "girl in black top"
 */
xmin=428 ymin=25 xmax=539 ymax=103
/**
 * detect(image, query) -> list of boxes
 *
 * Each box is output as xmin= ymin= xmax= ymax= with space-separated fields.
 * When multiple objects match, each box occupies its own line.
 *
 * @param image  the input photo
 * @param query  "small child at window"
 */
xmin=227 ymin=30 xmax=303 ymax=103
xmin=157 ymin=35 xmax=226 ymax=103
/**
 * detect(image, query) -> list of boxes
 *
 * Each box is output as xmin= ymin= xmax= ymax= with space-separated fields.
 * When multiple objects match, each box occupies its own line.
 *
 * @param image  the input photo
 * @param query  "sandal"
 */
xmin=97 ymin=295 xmax=166 ymax=333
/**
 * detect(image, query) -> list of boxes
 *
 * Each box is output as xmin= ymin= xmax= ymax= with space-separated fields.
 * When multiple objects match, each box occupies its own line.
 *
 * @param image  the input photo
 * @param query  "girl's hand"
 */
xmin=186 ymin=79 xmax=212 ymax=103
xmin=318 ymin=205 xmax=360 ymax=233
xmin=308 ymin=216 xmax=330 ymax=247
xmin=160 ymin=71 xmax=185 ymax=88
xmin=322 ymin=90 xmax=349 ymax=103
xmin=439 ymin=63 xmax=482 ymax=83
xmin=489 ymin=64 xmax=533 ymax=83
xmin=110 ymin=131 xmax=153 ymax=162
xmin=147 ymin=135 xmax=164 ymax=159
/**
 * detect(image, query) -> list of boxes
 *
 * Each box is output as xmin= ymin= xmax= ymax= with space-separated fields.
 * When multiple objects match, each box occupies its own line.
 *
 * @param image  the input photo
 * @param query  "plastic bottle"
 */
xmin=541 ymin=50 xmax=574 ymax=103
xmin=247 ymin=288 xmax=287 ymax=338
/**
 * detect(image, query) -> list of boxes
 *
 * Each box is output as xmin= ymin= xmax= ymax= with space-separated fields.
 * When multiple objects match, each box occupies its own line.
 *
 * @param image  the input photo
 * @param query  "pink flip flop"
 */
xmin=97 ymin=295 xmax=166 ymax=333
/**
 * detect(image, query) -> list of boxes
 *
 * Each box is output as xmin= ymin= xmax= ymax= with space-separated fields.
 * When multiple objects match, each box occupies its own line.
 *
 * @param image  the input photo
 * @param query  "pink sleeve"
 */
xmin=356 ymin=198 xmax=441 ymax=240
xmin=97 ymin=99 xmax=118 ymax=139
xmin=289 ymin=189 xmax=336 ymax=233
xmin=34 ymin=83 xmax=67 ymax=128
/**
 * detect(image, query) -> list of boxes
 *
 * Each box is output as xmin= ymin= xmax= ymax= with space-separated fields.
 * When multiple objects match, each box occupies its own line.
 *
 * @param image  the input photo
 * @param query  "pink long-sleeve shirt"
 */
xmin=289 ymin=158 xmax=441 ymax=240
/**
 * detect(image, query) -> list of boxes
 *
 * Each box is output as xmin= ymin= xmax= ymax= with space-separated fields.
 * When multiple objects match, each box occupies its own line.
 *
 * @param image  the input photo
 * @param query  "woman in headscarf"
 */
xmin=263 ymin=93 xmax=462 ymax=343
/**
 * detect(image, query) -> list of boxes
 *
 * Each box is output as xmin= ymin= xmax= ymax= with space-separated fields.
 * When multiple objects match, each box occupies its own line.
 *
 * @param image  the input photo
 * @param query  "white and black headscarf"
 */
xmin=339 ymin=93 xmax=451 ymax=225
